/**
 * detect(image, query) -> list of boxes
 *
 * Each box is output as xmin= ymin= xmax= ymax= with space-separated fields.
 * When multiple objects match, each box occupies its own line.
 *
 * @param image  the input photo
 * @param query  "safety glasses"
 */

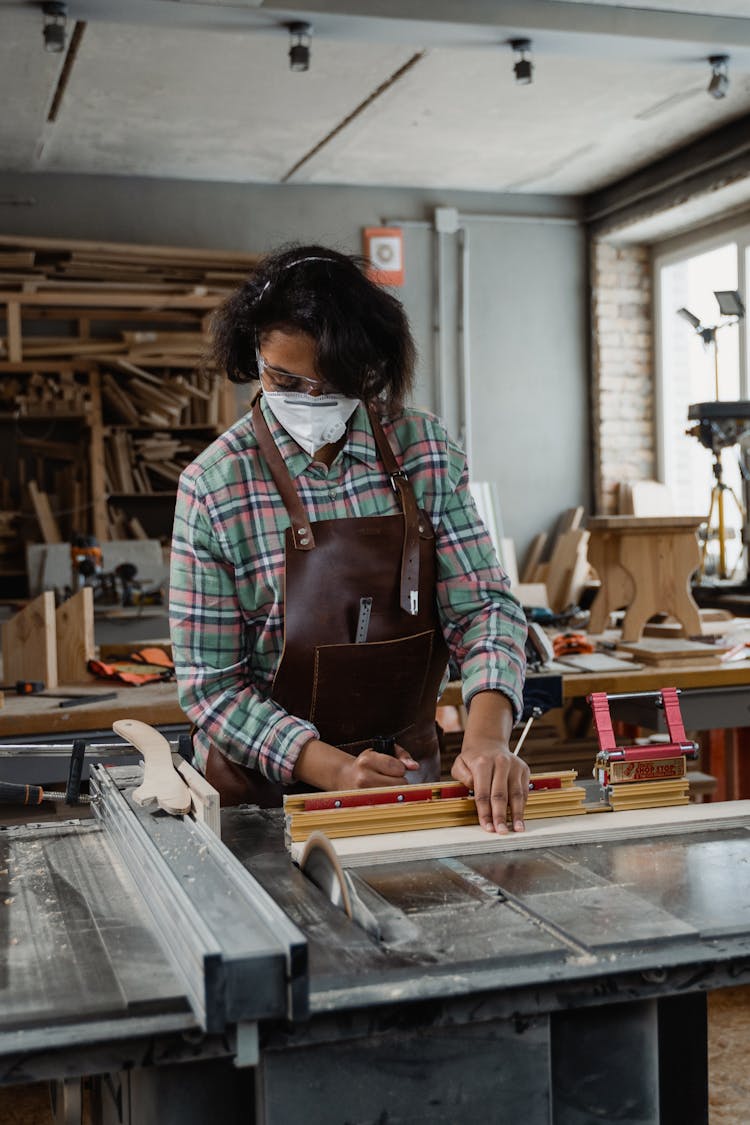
xmin=255 ymin=345 xmax=334 ymax=396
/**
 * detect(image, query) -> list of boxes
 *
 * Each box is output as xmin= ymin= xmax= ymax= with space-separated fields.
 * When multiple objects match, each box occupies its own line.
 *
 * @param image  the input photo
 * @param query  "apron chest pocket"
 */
xmin=310 ymin=629 xmax=435 ymax=745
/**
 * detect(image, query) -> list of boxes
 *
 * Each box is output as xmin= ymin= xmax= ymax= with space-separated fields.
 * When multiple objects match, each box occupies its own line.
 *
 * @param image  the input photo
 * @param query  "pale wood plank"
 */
xmin=5 ymin=300 xmax=22 ymax=362
xmin=2 ymin=591 xmax=58 ymax=689
xmin=520 ymin=532 xmax=547 ymax=583
xmin=27 ymin=481 xmax=63 ymax=544
xmin=87 ymin=368 xmax=109 ymax=542
xmin=173 ymin=756 xmax=221 ymax=838
xmin=55 ymin=587 xmax=96 ymax=683
xmin=299 ymin=800 xmax=750 ymax=869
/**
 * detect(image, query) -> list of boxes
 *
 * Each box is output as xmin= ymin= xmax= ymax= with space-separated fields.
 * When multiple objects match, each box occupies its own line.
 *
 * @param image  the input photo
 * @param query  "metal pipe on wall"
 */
xmin=457 ymin=223 xmax=471 ymax=464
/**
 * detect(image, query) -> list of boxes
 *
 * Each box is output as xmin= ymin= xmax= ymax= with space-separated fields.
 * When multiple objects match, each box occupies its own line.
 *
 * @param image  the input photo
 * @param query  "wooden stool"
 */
xmin=587 ymin=515 xmax=703 ymax=642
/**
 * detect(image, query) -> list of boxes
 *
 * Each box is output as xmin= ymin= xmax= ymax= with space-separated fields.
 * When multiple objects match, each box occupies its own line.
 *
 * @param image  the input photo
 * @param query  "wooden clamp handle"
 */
xmin=113 ymin=718 xmax=191 ymax=816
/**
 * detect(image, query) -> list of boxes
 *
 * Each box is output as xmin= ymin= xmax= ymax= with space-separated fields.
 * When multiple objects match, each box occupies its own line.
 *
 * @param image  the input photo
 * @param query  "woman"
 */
xmin=170 ymin=244 xmax=529 ymax=833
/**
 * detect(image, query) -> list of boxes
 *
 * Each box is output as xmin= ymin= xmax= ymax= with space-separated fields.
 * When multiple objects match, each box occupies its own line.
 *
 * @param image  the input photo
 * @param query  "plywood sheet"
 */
xmin=55 ymin=587 xmax=95 ymax=683
xmin=1 ymin=591 xmax=58 ymax=689
xmin=299 ymin=801 xmax=750 ymax=869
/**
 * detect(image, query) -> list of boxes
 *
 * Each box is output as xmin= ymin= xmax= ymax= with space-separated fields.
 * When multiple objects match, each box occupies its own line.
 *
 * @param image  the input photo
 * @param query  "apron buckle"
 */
xmin=390 ymin=469 xmax=409 ymax=492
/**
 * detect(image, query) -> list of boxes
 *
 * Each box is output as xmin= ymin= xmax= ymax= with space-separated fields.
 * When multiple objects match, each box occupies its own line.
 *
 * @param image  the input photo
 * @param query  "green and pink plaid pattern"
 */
xmin=170 ymin=396 xmax=526 ymax=783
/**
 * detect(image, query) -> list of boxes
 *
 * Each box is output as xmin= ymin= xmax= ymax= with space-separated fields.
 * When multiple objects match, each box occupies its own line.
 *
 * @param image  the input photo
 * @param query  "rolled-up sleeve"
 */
xmin=434 ymin=445 xmax=527 ymax=721
xmin=169 ymin=473 xmax=318 ymax=784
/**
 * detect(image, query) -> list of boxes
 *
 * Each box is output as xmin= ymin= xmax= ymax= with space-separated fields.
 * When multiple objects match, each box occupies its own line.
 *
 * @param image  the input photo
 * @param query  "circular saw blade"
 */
xmin=299 ymin=831 xmax=353 ymax=920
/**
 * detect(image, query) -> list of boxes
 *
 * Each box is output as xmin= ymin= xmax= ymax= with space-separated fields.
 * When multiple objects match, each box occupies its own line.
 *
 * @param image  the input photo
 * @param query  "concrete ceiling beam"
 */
xmin=41 ymin=0 xmax=750 ymax=58
xmin=583 ymin=110 xmax=750 ymax=236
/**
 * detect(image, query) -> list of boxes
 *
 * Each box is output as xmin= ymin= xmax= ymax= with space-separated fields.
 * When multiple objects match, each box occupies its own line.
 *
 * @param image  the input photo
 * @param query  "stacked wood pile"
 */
xmin=0 ymin=234 xmax=259 ymax=595
xmin=105 ymin=430 xmax=212 ymax=494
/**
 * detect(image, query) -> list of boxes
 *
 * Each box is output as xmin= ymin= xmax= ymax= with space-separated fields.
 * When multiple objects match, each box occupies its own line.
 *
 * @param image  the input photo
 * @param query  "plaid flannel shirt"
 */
xmin=169 ymin=396 xmax=527 ymax=783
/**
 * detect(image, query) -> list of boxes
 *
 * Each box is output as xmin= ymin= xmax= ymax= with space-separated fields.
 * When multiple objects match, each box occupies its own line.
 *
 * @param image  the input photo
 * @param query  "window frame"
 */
xmin=653 ymin=222 xmax=749 ymax=485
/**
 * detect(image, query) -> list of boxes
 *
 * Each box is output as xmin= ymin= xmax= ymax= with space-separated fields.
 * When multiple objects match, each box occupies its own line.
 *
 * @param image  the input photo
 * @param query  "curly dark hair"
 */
xmin=209 ymin=244 xmax=415 ymax=411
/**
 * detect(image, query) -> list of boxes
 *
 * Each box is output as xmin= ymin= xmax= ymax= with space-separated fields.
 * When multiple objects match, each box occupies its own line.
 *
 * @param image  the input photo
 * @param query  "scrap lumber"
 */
xmin=545 ymin=527 xmax=590 ymax=612
xmin=27 ymin=481 xmax=63 ymax=544
xmin=521 ymin=532 xmax=547 ymax=583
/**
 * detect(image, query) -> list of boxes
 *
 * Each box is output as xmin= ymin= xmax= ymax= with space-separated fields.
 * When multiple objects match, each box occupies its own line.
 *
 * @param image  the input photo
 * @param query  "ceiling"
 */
xmin=2 ymin=0 xmax=750 ymax=234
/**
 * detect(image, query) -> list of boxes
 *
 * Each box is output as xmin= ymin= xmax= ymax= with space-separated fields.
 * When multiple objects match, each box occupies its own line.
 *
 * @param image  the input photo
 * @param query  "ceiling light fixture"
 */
xmin=707 ymin=54 xmax=729 ymax=99
xmin=510 ymin=38 xmax=533 ymax=85
xmin=288 ymin=22 xmax=312 ymax=72
xmin=42 ymin=2 xmax=67 ymax=53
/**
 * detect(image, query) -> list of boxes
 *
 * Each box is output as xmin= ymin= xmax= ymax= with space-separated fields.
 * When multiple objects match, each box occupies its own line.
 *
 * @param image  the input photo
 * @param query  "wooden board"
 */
xmin=619 ymin=638 xmax=732 ymax=665
xmin=520 ymin=532 xmax=547 ymax=583
xmin=27 ymin=481 xmax=62 ymax=544
xmin=55 ymin=587 xmax=96 ymax=683
xmin=1 ymin=591 xmax=58 ymax=689
xmin=174 ymin=755 xmax=221 ymax=838
xmin=588 ymin=515 xmax=704 ymax=531
xmin=545 ymin=528 xmax=589 ymax=612
xmin=296 ymin=800 xmax=750 ymax=869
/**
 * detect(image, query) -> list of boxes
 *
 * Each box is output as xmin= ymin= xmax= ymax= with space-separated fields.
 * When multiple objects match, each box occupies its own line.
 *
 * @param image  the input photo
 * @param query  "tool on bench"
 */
xmin=0 ymin=679 xmax=118 ymax=707
xmin=588 ymin=688 xmax=698 ymax=809
xmin=0 ymin=680 xmax=46 ymax=695
xmin=0 ymin=739 xmax=89 ymax=806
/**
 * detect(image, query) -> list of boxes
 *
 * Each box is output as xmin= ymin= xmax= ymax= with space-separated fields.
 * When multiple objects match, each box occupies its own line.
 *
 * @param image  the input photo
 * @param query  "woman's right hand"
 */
xmin=293 ymin=738 xmax=419 ymax=791
xmin=339 ymin=745 xmax=419 ymax=789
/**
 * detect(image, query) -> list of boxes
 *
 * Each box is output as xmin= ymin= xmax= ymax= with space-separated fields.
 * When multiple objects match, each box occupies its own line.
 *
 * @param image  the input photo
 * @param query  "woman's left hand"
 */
xmin=449 ymin=690 xmax=529 ymax=834
xmin=451 ymin=734 xmax=530 ymax=834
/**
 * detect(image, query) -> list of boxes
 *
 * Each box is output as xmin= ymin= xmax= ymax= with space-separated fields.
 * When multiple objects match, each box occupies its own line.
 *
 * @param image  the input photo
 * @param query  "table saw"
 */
xmin=1 ymin=760 xmax=750 ymax=1125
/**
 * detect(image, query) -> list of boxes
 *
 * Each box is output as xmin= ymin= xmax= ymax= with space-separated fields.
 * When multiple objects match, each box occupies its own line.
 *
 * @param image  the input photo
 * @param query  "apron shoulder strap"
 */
xmin=368 ymin=405 xmax=421 ymax=616
xmin=252 ymin=399 xmax=315 ymax=550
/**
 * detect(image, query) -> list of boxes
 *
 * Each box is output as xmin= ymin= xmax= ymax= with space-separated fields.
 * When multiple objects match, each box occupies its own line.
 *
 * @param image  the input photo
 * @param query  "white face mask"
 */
xmin=263 ymin=391 xmax=359 ymax=456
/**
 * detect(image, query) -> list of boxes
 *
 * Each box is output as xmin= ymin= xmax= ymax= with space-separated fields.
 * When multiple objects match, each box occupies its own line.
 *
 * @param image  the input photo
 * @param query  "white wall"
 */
xmin=0 ymin=172 xmax=589 ymax=559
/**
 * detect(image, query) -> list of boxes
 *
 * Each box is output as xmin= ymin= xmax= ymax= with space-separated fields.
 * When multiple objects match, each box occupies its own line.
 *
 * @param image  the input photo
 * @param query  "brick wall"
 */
xmin=590 ymin=240 xmax=655 ymax=514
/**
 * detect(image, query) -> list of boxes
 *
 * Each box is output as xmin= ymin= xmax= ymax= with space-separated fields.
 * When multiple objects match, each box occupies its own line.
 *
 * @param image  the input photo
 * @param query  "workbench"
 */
xmin=4 ymin=657 xmax=749 ymax=742
xmin=1 ymin=761 xmax=749 ymax=1125
xmin=0 ymin=680 xmax=186 ymax=740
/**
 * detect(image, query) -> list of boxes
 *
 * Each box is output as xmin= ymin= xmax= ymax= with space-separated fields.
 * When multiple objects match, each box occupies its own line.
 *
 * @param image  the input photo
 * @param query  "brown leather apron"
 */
xmin=206 ymin=400 xmax=449 ymax=807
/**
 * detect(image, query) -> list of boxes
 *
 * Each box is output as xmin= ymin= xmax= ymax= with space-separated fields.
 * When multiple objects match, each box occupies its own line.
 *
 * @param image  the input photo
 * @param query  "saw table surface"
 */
xmin=221 ymin=805 xmax=750 ymax=1014
xmin=0 ymin=818 xmax=192 ymax=1055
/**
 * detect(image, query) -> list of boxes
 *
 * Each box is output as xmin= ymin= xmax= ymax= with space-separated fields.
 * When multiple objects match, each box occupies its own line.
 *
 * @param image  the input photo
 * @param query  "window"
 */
xmin=656 ymin=232 xmax=748 ymax=577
